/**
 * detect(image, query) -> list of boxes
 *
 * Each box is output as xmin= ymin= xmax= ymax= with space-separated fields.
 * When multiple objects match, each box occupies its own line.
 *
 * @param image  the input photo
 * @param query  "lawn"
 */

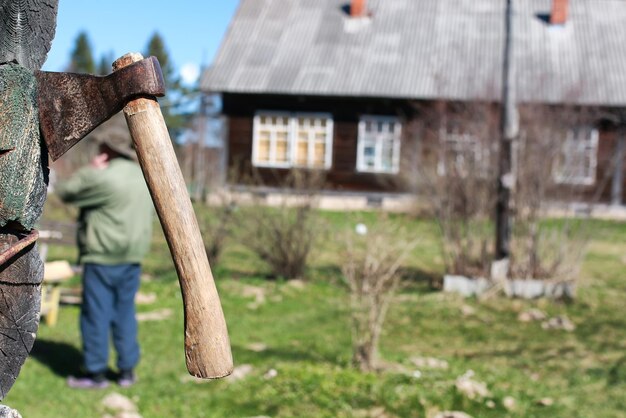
xmin=3 ymin=200 xmax=626 ymax=417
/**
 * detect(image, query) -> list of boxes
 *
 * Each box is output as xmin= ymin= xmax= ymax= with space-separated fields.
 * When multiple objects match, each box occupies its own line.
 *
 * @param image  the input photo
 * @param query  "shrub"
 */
xmin=236 ymin=169 xmax=325 ymax=279
xmin=341 ymin=217 xmax=416 ymax=372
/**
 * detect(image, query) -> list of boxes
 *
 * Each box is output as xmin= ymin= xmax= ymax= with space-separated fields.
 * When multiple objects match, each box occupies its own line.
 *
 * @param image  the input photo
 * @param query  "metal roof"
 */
xmin=201 ymin=0 xmax=626 ymax=106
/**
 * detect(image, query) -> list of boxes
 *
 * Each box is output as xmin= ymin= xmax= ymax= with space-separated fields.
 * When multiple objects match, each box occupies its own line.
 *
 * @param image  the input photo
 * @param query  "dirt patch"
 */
xmin=136 ymin=308 xmax=173 ymax=322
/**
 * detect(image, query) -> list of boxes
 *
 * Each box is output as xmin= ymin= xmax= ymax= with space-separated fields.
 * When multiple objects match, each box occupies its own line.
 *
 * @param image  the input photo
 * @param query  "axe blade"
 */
xmin=36 ymin=57 xmax=166 ymax=161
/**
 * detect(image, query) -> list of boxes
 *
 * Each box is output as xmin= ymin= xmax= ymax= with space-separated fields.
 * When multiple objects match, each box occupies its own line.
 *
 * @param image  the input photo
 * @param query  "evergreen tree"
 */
xmin=145 ymin=32 xmax=178 ymax=88
xmin=97 ymin=51 xmax=114 ymax=75
xmin=144 ymin=32 xmax=191 ymax=142
xmin=68 ymin=31 xmax=95 ymax=74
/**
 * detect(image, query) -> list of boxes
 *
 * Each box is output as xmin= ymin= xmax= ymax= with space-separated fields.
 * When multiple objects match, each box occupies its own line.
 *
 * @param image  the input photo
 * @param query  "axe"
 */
xmin=36 ymin=53 xmax=233 ymax=379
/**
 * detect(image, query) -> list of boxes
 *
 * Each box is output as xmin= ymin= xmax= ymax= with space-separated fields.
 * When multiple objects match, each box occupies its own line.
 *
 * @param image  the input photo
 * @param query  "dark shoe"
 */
xmin=67 ymin=372 xmax=109 ymax=389
xmin=117 ymin=369 xmax=137 ymax=387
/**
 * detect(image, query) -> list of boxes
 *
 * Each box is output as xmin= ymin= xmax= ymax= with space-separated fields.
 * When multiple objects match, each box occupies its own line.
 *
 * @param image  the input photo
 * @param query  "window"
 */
xmin=252 ymin=112 xmax=333 ymax=169
xmin=438 ymin=128 xmax=491 ymax=177
xmin=554 ymin=127 xmax=598 ymax=185
xmin=356 ymin=116 xmax=402 ymax=174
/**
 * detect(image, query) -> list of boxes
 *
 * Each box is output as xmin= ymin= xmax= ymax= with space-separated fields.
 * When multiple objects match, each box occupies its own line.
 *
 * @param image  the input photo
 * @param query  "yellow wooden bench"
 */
xmin=39 ymin=221 xmax=79 ymax=326
xmin=41 ymin=260 xmax=75 ymax=326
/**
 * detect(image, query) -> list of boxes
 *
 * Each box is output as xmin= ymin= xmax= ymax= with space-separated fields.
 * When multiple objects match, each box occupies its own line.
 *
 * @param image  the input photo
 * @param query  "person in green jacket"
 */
xmin=57 ymin=127 xmax=153 ymax=389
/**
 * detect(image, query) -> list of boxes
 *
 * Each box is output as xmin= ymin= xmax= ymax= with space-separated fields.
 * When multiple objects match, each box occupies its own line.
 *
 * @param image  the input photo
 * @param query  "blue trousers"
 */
xmin=81 ymin=263 xmax=141 ymax=374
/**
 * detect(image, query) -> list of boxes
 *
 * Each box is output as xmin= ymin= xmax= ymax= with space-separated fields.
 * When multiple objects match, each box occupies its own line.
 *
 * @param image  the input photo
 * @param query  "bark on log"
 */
xmin=0 ymin=63 xmax=48 ymax=230
xmin=0 ymin=61 xmax=47 ymax=399
xmin=0 ymin=0 xmax=57 ymax=401
xmin=0 ymin=239 xmax=41 ymax=399
xmin=0 ymin=0 xmax=59 ymax=70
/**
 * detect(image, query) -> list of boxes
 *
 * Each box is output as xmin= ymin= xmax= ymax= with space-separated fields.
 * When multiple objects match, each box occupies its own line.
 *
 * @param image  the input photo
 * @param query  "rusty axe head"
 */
xmin=36 ymin=56 xmax=166 ymax=161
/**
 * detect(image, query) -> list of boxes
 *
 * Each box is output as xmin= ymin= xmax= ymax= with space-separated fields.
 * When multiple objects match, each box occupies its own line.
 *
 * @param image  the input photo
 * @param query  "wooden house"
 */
xmin=201 ymin=0 xmax=626 ymax=205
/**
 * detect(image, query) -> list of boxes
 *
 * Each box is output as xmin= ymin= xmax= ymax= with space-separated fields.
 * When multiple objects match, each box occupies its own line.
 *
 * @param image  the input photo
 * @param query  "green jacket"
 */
xmin=57 ymin=158 xmax=153 ymax=265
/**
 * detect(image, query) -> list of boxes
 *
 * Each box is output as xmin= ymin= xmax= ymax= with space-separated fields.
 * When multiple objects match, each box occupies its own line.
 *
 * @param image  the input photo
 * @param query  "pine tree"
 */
xmin=97 ymin=51 xmax=114 ymax=75
xmin=144 ymin=32 xmax=190 ymax=142
xmin=68 ymin=31 xmax=95 ymax=74
xmin=145 ymin=32 xmax=178 ymax=88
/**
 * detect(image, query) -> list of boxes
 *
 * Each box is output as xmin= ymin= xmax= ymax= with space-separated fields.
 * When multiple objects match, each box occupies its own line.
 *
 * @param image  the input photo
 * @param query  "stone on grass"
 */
xmin=503 ymin=396 xmax=516 ymax=411
xmin=263 ymin=368 xmax=278 ymax=379
xmin=136 ymin=308 xmax=173 ymax=322
xmin=443 ymin=275 xmax=490 ymax=297
xmin=179 ymin=374 xmax=211 ymax=384
xmin=287 ymin=279 xmax=306 ymax=289
xmin=135 ymin=292 xmax=157 ymax=305
xmin=242 ymin=285 xmax=266 ymax=309
xmin=103 ymin=413 xmax=142 ymax=418
xmin=246 ymin=342 xmax=268 ymax=352
xmin=226 ymin=364 xmax=254 ymax=382
xmin=455 ymin=370 xmax=491 ymax=400
xmin=518 ymin=309 xmax=546 ymax=322
xmin=101 ymin=393 xmax=138 ymax=412
xmin=541 ymin=315 xmax=575 ymax=331
xmin=460 ymin=304 xmax=476 ymax=317
xmin=433 ymin=411 xmax=473 ymax=418
xmin=352 ymin=407 xmax=390 ymax=417
xmin=101 ymin=393 xmax=140 ymax=418
xmin=0 ymin=405 xmax=22 ymax=418
xmin=410 ymin=356 xmax=449 ymax=370
xmin=536 ymin=397 xmax=554 ymax=406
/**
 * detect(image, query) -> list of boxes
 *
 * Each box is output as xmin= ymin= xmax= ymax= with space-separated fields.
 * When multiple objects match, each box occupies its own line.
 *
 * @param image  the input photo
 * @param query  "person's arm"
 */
xmin=56 ymin=166 xmax=110 ymax=208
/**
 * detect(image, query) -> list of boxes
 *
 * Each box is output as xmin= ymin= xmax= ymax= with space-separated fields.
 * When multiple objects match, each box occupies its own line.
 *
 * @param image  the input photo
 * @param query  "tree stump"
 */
xmin=0 ymin=0 xmax=59 ymax=400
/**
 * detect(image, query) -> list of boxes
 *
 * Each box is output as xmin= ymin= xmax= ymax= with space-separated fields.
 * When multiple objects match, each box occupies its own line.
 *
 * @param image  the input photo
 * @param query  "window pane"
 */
xmin=296 ymin=141 xmax=308 ymax=165
xmin=275 ymin=139 xmax=289 ymax=162
xmin=381 ymin=141 xmax=394 ymax=170
xmin=313 ymin=142 xmax=326 ymax=167
xmin=554 ymin=127 xmax=598 ymax=184
xmin=358 ymin=117 xmax=400 ymax=173
xmin=258 ymin=140 xmax=270 ymax=162
xmin=276 ymin=131 xmax=288 ymax=142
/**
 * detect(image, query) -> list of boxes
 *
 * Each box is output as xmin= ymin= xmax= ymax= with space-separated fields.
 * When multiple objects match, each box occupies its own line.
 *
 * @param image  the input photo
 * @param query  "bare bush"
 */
xmin=407 ymin=101 xmax=499 ymax=278
xmin=236 ymin=169 xmax=325 ymax=279
xmin=508 ymin=106 xmax=596 ymax=280
xmin=407 ymin=101 xmax=595 ymax=288
xmin=342 ymin=218 xmax=416 ymax=372
xmin=195 ymin=193 xmax=237 ymax=266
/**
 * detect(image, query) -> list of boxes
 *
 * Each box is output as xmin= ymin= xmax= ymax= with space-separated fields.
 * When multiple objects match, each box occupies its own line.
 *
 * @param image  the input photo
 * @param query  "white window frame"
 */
xmin=554 ymin=127 xmax=599 ymax=185
xmin=437 ymin=128 xmax=491 ymax=178
xmin=252 ymin=111 xmax=333 ymax=169
xmin=356 ymin=115 xmax=402 ymax=174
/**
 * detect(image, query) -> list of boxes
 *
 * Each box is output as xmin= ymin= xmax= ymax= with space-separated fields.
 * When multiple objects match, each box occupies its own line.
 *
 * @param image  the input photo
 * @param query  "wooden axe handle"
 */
xmin=113 ymin=53 xmax=233 ymax=378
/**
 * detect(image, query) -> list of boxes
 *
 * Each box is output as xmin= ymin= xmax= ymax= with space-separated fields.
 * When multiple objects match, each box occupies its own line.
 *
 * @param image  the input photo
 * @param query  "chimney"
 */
xmin=351 ymin=0 xmax=367 ymax=18
xmin=550 ymin=0 xmax=569 ymax=25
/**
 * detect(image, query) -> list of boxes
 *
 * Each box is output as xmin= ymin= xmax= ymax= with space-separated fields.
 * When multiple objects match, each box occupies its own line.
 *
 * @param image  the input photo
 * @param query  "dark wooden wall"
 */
xmin=221 ymin=92 xmax=626 ymax=203
xmin=222 ymin=93 xmax=417 ymax=192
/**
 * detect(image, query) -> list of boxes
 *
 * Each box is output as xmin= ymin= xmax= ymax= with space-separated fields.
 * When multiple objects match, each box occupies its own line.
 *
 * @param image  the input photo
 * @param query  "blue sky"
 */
xmin=43 ymin=0 xmax=240 ymax=84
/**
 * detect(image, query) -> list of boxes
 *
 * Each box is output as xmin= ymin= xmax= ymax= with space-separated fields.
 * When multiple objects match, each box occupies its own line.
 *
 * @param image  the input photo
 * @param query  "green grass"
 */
xmin=4 ymin=202 xmax=626 ymax=417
